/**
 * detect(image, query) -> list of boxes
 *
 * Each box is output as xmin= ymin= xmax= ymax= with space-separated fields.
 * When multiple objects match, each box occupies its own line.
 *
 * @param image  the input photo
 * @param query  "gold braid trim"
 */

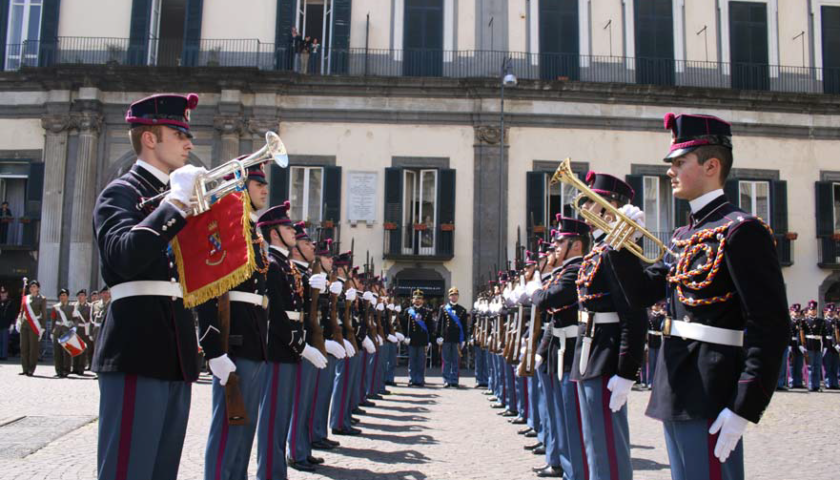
xmin=172 ymin=191 xmax=257 ymax=309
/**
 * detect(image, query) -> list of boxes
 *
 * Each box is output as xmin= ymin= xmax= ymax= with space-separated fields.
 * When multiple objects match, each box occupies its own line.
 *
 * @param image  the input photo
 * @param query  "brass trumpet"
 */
xmin=550 ymin=158 xmax=676 ymax=263
xmin=140 ymin=131 xmax=289 ymax=216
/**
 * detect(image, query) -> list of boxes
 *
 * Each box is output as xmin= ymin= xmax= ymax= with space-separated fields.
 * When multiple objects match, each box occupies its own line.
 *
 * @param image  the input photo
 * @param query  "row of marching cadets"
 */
xmin=89 ymin=91 xmax=418 ymax=480
xmin=781 ymin=300 xmax=840 ymax=392
xmin=471 ymin=112 xmax=790 ymax=480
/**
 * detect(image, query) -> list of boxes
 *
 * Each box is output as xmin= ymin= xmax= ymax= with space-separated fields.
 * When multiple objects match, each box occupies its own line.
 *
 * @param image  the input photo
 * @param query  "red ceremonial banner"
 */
xmin=171 ymin=191 xmax=256 ymax=308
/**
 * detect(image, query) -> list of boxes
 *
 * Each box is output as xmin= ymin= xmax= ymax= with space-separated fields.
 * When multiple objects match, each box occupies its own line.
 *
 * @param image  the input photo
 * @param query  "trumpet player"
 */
xmin=635 ymin=113 xmax=789 ymax=480
xmin=570 ymin=171 xmax=647 ymax=480
xmin=528 ymin=218 xmax=591 ymax=479
xmin=93 ymin=93 xmax=206 ymax=480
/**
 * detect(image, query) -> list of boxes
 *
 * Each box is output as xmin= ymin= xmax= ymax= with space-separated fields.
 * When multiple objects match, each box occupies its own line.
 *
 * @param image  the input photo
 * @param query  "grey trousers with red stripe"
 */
xmin=576 ymin=376 xmax=633 ymax=480
xmin=256 ymin=362 xmax=297 ymax=480
xmin=204 ymin=357 xmax=267 ymax=480
xmin=97 ymin=373 xmax=191 ymax=480
xmin=663 ymin=419 xmax=744 ymax=480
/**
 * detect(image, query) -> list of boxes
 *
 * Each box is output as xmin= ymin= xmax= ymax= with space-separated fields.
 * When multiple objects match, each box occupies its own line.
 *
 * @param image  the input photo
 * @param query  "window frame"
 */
xmin=833 ymin=182 xmax=840 ymax=234
xmin=288 ymin=165 xmax=324 ymax=225
xmin=401 ymin=167 xmax=438 ymax=255
xmin=738 ymin=179 xmax=771 ymax=221
xmin=5 ymin=0 xmax=43 ymax=69
xmin=543 ymin=171 xmax=577 ymax=227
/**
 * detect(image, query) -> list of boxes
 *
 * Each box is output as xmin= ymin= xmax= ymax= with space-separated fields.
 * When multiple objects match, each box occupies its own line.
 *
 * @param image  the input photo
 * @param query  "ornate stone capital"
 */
xmin=475 ymin=125 xmax=508 ymax=146
xmin=245 ymin=118 xmax=279 ymax=137
xmin=41 ymin=114 xmax=76 ymax=134
xmin=213 ymin=115 xmax=245 ymax=136
xmin=74 ymin=112 xmax=103 ymax=134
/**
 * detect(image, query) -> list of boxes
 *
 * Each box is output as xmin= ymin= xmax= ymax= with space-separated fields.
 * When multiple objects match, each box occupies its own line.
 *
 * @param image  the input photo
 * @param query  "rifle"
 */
xmin=218 ymin=293 xmax=248 ymax=425
xmin=364 ymin=252 xmax=378 ymax=351
xmin=798 ymin=316 xmax=810 ymax=364
xmin=308 ymin=231 xmax=328 ymax=357
xmin=341 ymin=239 xmax=359 ymax=352
xmin=327 ymin=243 xmax=345 ymax=346
xmin=517 ymin=263 xmax=540 ymax=377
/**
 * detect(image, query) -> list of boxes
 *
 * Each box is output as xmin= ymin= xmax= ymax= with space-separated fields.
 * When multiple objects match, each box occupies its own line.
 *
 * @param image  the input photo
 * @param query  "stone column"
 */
xmin=67 ymin=112 xmax=103 ymax=294
xmin=213 ymin=116 xmax=244 ymax=166
xmin=38 ymin=114 xmax=76 ymax=298
xmin=472 ymin=125 xmax=509 ymax=291
xmin=246 ymin=117 xmax=280 ymax=182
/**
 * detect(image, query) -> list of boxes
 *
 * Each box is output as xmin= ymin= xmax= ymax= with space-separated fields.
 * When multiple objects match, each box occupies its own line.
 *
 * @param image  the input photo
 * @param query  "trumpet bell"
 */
xmin=265 ymin=132 xmax=289 ymax=168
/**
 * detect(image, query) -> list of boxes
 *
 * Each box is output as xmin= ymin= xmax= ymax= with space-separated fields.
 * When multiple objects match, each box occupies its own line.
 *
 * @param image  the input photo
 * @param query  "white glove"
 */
xmin=395 ymin=332 xmax=405 ymax=342
xmin=329 ymin=281 xmax=343 ymax=295
xmin=823 ymin=348 xmax=828 ymax=356
xmin=166 ymin=164 xmax=206 ymax=205
xmin=325 ymin=339 xmax=346 ymax=359
xmin=799 ymin=345 xmax=807 ymax=354
xmin=835 ymin=345 xmax=840 ymax=353
xmin=387 ymin=303 xmax=394 ymax=311
xmin=345 ymin=288 xmax=357 ymax=301
xmin=618 ymin=204 xmax=646 ymax=241
xmin=309 ymin=273 xmax=327 ymax=293
xmin=436 ymin=337 xmax=444 ymax=346
xmin=387 ymin=334 xmax=398 ymax=343
xmin=363 ymin=291 xmax=373 ymax=303
xmin=395 ymin=305 xmax=402 ymax=313
xmin=606 ymin=375 xmax=635 ymax=412
xmin=208 ymin=354 xmax=237 ymax=386
xmin=534 ymin=354 xmax=544 ymax=370
xmin=342 ymin=339 xmax=356 ymax=358
xmin=460 ymin=342 xmax=465 ymax=349
xmin=708 ymin=408 xmax=749 ymax=463
xmin=377 ymin=303 xmax=385 ymax=311
xmin=8 ymin=324 xmax=13 ymax=333
xmin=376 ymin=334 xmax=383 ymax=346
xmin=362 ymin=336 xmax=376 ymax=354
xmin=404 ymin=337 xmax=411 ymax=346
xmin=301 ymin=344 xmax=328 ymax=368
xmin=525 ymin=277 xmax=542 ymax=297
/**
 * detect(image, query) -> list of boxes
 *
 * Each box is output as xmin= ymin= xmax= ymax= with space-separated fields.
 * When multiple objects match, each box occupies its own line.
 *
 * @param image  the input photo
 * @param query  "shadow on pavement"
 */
xmin=363 ymin=412 xmax=428 ymax=422
xmin=378 ymin=398 xmax=435 ymax=405
xmin=631 ymin=457 xmax=670 ymax=471
xmin=361 ymin=432 xmax=438 ymax=445
xmin=307 ymin=464 xmax=428 ymax=480
xmin=373 ymin=404 xmax=430 ymax=413
xmin=334 ymin=445 xmax=432 ymax=464
xmin=390 ymin=392 xmax=439 ymax=399
xmin=630 ymin=444 xmax=655 ymax=450
xmin=360 ymin=422 xmax=429 ymax=433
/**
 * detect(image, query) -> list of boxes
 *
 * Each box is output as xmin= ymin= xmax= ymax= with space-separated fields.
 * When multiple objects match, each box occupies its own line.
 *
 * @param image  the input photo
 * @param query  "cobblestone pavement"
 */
xmin=0 ymin=359 xmax=837 ymax=479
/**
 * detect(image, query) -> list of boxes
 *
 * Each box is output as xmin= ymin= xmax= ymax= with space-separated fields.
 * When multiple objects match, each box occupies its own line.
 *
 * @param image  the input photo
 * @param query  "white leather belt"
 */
xmin=228 ymin=291 xmax=268 ymax=309
xmin=791 ymin=336 xmax=798 ymax=341
xmin=664 ymin=319 xmax=744 ymax=347
xmin=111 ymin=281 xmax=182 ymax=301
xmin=805 ymin=335 xmax=823 ymax=340
xmin=552 ymin=325 xmax=579 ymax=338
xmin=578 ymin=311 xmax=620 ymax=375
xmin=648 ymin=330 xmax=663 ymax=336
xmin=286 ymin=311 xmax=301 ymax=321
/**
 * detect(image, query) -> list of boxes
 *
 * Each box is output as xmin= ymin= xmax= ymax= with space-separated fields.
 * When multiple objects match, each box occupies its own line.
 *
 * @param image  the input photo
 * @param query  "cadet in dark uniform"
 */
xmin=529 ymin=218 xmax=590 ymax=479
xmin=0 ymin=286 xmax=16 ymax=360
xmin=570 ymin=172 xmax=646 ymax=480
xmin=802 ymin=300 xmax=825 ymax=392
xmin=93 ymin=93 xmax=206 ymax=480
xmin=822 ymin=303 xmax=839 ymax=390
xmin=71 ymin=289 xmax=91 ymax=375
xmin=404 ymin=289 xmax=433 ymax=386
xmin=90 ymin=286 xmax=110 ymax=367
xmin=329 ymin=253 xmax=364 ymax=437
xmin=633 ymin=113 xmax=788 ymax=480
xmin=51 ymin=288 xmax=73 ymax=378
xmin=17 ymin=279 xmax=46 ymax=376
xmin=435 ymin=286 xmax=468 ymax=388
xmin=255 ymin=203 xmax=326 ymax=480
xmin=196 ymin=165 xmax=270 ymax=480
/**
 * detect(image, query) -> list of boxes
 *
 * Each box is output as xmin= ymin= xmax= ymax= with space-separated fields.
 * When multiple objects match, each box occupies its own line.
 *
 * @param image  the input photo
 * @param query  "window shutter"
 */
xmin=771 ymin=180 xmax=791 ymax=266
xmin=322 ymin=166 xmax=342 ymax=224
xmin=526 ymin=171 xmax=545 ymax=240
xmin=0 ymin=1 xmax=9 ymax=70
xmin=816 ymin=181 xmax=834 ymax=237
xmin=38 ymin=0 xmax=61 ymax=67
xmin=674 ymin=199 xmax=691 ymax=228
xmin=724 ymin=179 xmax=740 ymax=207
xmin=274 ymin=0 xmax=296 ymax=70
xmin=128 ymin=0 xmax=152 ymax=65
xmin=384 ymin=168 xmax=403 ymax=255
xmin=436 ymin=169 xmax=455 ymax=256
xmin=331 ymin=0 xmax=352 ymax=74
xmin=25 ymin=162 xmax=44 ymax=217
xmin=625 ymin=174 xmax=644 ymax=209
xmin=270 ymin=163 xmax=289 ymax=206
xmin=182 ymin=0 xmax=204 ymax=67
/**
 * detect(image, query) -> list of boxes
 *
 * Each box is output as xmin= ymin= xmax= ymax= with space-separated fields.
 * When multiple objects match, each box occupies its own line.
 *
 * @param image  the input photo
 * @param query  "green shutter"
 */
xmin=25 ymin=162 xmax=44 ymax=217
xmin=437 ymin=169 xmax=455 ymax=256
xmin=526 ymin=171 xmax=546 ymax=244
xmin=771 ymin=180 xmax=791 ymax=266
xmin=322 ymin=166 xmax=342 ymax=223
xmin=724 ymin=179 xmax=740 ymax=207
xmin=674 ymin=199 xmax=691 ymax=228
xmin=182 ymin=0 xmax=204 ymax=67
xmin=274 ymin=0 xmax=296 ymax=70
xmin=128 ymin=0 xmax=152 ymax=65
xmin=0 ymin=1 xmax=10 ymax=70
xmin=384 ymin=168 xmax=403 ymax=255
xmin=331 ymin=0 xmax=352 ymax=74
xmin=625 ymin=174 xmax=644 ymax=209
xmin=38 ymin=0 xmax=61 ymax=66
xmin=270 ymin=164 xmax=289 ymax=207
xmin=816 ymin=181 xmax=835 ymax=237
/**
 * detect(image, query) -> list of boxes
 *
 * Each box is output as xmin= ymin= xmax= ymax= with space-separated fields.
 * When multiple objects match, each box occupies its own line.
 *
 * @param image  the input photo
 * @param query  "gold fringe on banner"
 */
xmin=171 ymin=191 xmax=257 ymax=309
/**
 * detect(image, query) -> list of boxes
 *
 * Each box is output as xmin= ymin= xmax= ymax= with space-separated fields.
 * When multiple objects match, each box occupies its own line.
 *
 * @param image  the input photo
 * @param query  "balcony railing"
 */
xmin=4 ymin=37 xmax=839 ymax=95
xmin=383 ymin=225 xmax=454 ymax=261
xmin=0 ymin=217 xmax=39 ymax=248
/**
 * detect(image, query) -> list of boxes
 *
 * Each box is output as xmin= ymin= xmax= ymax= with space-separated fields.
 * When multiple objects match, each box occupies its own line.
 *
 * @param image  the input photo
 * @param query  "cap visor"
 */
xmin=164 ymin=124 xmax=194 ymax=139
xmin=663 ymin=146 xmax=697 ymax=162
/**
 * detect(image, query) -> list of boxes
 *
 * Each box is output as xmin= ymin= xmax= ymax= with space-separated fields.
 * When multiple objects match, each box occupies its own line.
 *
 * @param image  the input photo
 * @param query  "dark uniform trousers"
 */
xmin=93 ymin=164 xmax=200 ymax=480
xmin=635 ymin=196 xmax=788 ymax=480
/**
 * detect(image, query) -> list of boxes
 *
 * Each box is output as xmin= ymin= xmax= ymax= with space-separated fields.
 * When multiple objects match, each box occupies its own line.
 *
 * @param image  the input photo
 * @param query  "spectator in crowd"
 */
xmin=300 ymin=35 xmax=312 ymax=73
xmin=310 ymin=38 xmax=320 ymax=73
xmin=0 ymin=286 xmax=15 ymax=360
xmin=0 ymin=201 xmax=13 ymax=243
xmin=289 ymin=27 xmax=303 ymax=71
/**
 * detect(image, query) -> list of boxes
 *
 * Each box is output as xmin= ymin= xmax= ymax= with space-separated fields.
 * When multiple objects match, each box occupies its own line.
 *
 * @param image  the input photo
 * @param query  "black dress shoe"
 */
xmin=350 ymin=418 xmax=360 ymax=425
xmin=776 ymin=385 xmax=789 ymax=391
xmin=307 ymin=455 xmax=324 ymax=465
xmin=360 ymin=400 xmax=376 ymax=407
xmin=333 ymin=427 xmax=362 ymax=436
xmin=524 ymin=430 xmax=538 ymax=438
xmin=287 ymin=458 xmax=316 ymax=472
xmin=324 ymin=438 xmax=340 ymax=447
xmin=532 ymin=464 xmax=550 ymax=472
xmin=533 ymin=446 xmax=546 ymax=455
xmin=368 ymin=394 xmax=382 ymax=400
xmin=536 ymin=465 xmax=563 ymax=477
xmin=483 ymin=390 xmax=494 ymax=395
xmin=490 ymin=403 xmax=504 ymax=409
xmin=488 ymin=395 xmax=498 ymax=401
xmin=443 ymin=384 xmax=451 ymax=388
xmin=385 ymin=381 xmax=397 ymax=386
xmin=502 ymin=410 xmax=518 ymax=417
xmin=510 ymin=417 xmax=527 ymax=425
xmin=524 ymin=442 xmax=543 ymax=451
xmin=353 ymin=408 xmax=367 ymax=415
xmin=474 ymin=384 xmax=484 ymax=389
xmin=18 ymin=372 xmax=26 ymax=376
xmin=518 ymin=427 xmax=533 ymax=435
xmin=311 ymin=440 xmax=335 ymax=450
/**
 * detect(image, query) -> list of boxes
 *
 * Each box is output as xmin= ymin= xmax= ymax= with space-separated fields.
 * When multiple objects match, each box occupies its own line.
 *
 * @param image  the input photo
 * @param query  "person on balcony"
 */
xmin=0 ymin=201 xmax=13 ymax=244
